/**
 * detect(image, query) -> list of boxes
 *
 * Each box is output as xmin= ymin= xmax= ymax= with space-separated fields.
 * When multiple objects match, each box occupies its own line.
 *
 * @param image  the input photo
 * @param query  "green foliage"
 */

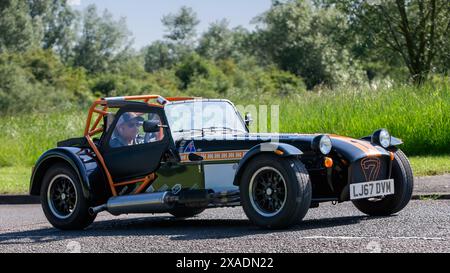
xmin=253 ymin=0 xmax=366 ymax=89
xmin=144 ymin=41 xmax=174 ymax=72
xmin=0 ymin=0 xmax=76 ymax=60
xmin=0 ymin=0 xmax=38 ymax=52
xmin=175 ymin=53 xmax=210 ymax=89
xmin=162 ymin=54 xmax=307 ymax=99
xmin=0 ymin=50 xmax=92 ymax=113
xmin=268 ymin=67 xmax=306 ymax=96
xmin=162 ymin=6 xmax=200 ymax=45
xmin=197 ymin=20 xmax=248 ymax=61
xmin=144 ymin=6 xmax=202 ymax=74
xmin=27 ymin=0 xmax=77 ymax=60
xmin=326 ymin=0 xmax=450 ymax=83
xmin=89 ymin=73 xmax=151 ymax=98
xmin=73 ymin=5 xmax=132 ymax=74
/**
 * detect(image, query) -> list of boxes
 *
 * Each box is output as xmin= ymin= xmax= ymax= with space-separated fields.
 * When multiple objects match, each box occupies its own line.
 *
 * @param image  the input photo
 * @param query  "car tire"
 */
xmin=240 ymin=154 xmax=312 ymax=229
xmin=352 ymin=149 xmax=414 ymax=216
xmin=169 ymin=206 xmax=206 ymax=218
xmin=40 ymin=163 xmax=96 ymax=230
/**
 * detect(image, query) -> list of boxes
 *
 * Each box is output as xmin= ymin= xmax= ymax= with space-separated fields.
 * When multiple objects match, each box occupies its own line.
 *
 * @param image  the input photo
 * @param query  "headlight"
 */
xmin=372 ymin=129 xmax=391 ymax=148
xmin=312 ymin=135 xmax=332 ymax=155
xmin=320 ymin=135 xmax=333 ymax=155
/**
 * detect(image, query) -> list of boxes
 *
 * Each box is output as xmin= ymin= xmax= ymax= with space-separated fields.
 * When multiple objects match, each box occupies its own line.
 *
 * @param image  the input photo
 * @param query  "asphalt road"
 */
xmin=0 ymin=200 xmax=449 ymax=253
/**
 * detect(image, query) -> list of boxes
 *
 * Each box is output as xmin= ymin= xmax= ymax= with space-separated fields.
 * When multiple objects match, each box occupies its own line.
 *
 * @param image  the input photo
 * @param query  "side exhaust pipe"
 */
xmin=89 ymin=204 xmax=107 ymax=215
xmin=89 ymin=192 xmax=175 ymax=216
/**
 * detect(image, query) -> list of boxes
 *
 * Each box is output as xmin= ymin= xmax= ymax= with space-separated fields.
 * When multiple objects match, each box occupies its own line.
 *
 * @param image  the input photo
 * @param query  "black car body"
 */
xmin=30 ymin=96 xmax=414 ymax=230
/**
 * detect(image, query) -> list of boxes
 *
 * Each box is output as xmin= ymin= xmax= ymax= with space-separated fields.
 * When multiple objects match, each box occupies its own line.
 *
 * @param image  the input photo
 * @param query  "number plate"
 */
xmin=350 ymin=179 xmax=395 ymax=200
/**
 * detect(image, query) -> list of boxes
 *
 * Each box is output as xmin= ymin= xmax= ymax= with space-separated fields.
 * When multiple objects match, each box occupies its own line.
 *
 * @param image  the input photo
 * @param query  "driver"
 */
xmin=110 ymin=112 xmax=145 ymax=148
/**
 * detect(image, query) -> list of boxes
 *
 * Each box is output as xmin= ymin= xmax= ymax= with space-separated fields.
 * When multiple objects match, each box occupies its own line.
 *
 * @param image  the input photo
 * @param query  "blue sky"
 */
xmin=69 ymin=0 xmax=272 ymax=49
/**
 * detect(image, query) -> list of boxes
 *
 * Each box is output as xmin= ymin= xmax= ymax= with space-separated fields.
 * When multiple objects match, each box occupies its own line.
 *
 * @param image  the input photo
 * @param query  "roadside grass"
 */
xmin=0 ymin=111 xmax=85 ymax=167
xmin=409 ymin=155 xmax=450 ymax=177
xmin=275 ymin=82 xmax=450 ymax=156
xmin=418 ymin=194 xmax=444 ymax=201
xmin=0 ymin=166 xmax=31 ymax=194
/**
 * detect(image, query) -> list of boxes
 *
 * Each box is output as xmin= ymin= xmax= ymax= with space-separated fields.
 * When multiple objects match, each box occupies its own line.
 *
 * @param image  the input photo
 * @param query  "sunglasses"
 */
xmin=126 ymin=121 xmax=143 ymax=128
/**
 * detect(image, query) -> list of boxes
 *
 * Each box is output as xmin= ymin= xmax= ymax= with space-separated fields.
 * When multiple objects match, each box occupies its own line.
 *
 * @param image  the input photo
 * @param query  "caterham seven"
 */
xmin=29 ymin=95 xmax=414 ymax=230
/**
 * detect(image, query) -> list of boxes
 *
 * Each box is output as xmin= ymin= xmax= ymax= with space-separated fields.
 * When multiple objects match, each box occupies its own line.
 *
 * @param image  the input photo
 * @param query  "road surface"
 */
xmin=0 ymin=200 xmax=449 ymax=253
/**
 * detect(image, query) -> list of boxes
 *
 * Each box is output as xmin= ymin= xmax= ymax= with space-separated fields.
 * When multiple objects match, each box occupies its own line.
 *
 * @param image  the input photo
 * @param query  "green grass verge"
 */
xmin=409 ymin=155 xmax=450 ymax=177
xmin=0 ymin=156 xmax=448 ymax=195
xmin=0 ymin=111 xmax=85 ymax=167
xmin=0 ymin=166 xmax=32 ymax=194
xmin=275 ymin=83 xmax=450 ymax=155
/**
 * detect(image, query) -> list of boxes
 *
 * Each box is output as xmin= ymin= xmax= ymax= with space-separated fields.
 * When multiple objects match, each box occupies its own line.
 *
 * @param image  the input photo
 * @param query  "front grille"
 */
xmin=350 ymin=157 xmax=390 ymax=183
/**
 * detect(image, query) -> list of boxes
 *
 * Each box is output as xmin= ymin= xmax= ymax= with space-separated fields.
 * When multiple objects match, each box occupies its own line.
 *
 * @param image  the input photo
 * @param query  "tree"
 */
xmin=144 ymin=6 xmax=200 ymax=72
xmin=329 ymin=0 xmax=450 ymax=84
xmin=0 ymin=0 xmax=37 ymax=52
xmin=73 ymin=5 xmax=133 ymax=73
xmin=253 ymin=0 xmax=365 ymax=89
xmin=162 ymin=6 xmax=199 ymax=46
xmin=0 ymin=0 xmax=77 ymax=59
xmin=197 ymin=19 xmax=248 ymax=61
xmin=144 ymin=41 xmax=173 ymax=72
xmin=27 ymin=0 xmax=78 ymax=62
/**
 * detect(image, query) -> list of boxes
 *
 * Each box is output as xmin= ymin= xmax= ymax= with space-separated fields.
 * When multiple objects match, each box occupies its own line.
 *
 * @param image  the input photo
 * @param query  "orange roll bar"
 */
xmin=83 ymin=95 xmax=193 ymax=196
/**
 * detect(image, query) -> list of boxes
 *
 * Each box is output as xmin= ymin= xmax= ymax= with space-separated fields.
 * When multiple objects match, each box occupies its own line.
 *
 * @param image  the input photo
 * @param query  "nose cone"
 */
xmin=329 ymin=135 xmax=390 ymax=163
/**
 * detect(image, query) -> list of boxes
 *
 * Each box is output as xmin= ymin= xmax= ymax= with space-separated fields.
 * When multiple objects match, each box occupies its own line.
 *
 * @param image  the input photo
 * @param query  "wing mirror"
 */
xmin=143 ymin=120 xmax=161 ymax=133
xmin=244 ymin=113 xmax=254 ymax=127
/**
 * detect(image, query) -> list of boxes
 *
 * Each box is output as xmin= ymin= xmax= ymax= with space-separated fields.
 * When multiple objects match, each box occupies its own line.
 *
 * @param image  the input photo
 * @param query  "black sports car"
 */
xmin=29 ymin=95 xmax=414 ymax=230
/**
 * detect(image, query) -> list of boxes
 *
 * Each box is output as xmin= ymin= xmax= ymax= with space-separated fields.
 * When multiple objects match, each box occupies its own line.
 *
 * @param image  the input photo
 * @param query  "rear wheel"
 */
xmin=240 ymin=154 xmax=312 ymax=229
xmin=352 ymin=149 xmax=414 ymax=216
xmin=40 ymin=163 xmax=96 ymax=230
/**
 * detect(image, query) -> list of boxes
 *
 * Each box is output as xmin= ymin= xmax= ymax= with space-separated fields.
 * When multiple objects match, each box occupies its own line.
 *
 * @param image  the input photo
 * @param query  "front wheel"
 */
xmin=240 ymin=154 xmax=312 ymax=229
xmin=352 ymin=149 xmax=414 ymax=216
xmin=40 ymin=163 xmax=96 ymax=230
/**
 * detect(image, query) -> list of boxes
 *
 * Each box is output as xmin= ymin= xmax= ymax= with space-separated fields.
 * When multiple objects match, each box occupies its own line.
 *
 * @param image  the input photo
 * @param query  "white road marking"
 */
xmin=302 ymin=235 xmax=446 ymax=241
